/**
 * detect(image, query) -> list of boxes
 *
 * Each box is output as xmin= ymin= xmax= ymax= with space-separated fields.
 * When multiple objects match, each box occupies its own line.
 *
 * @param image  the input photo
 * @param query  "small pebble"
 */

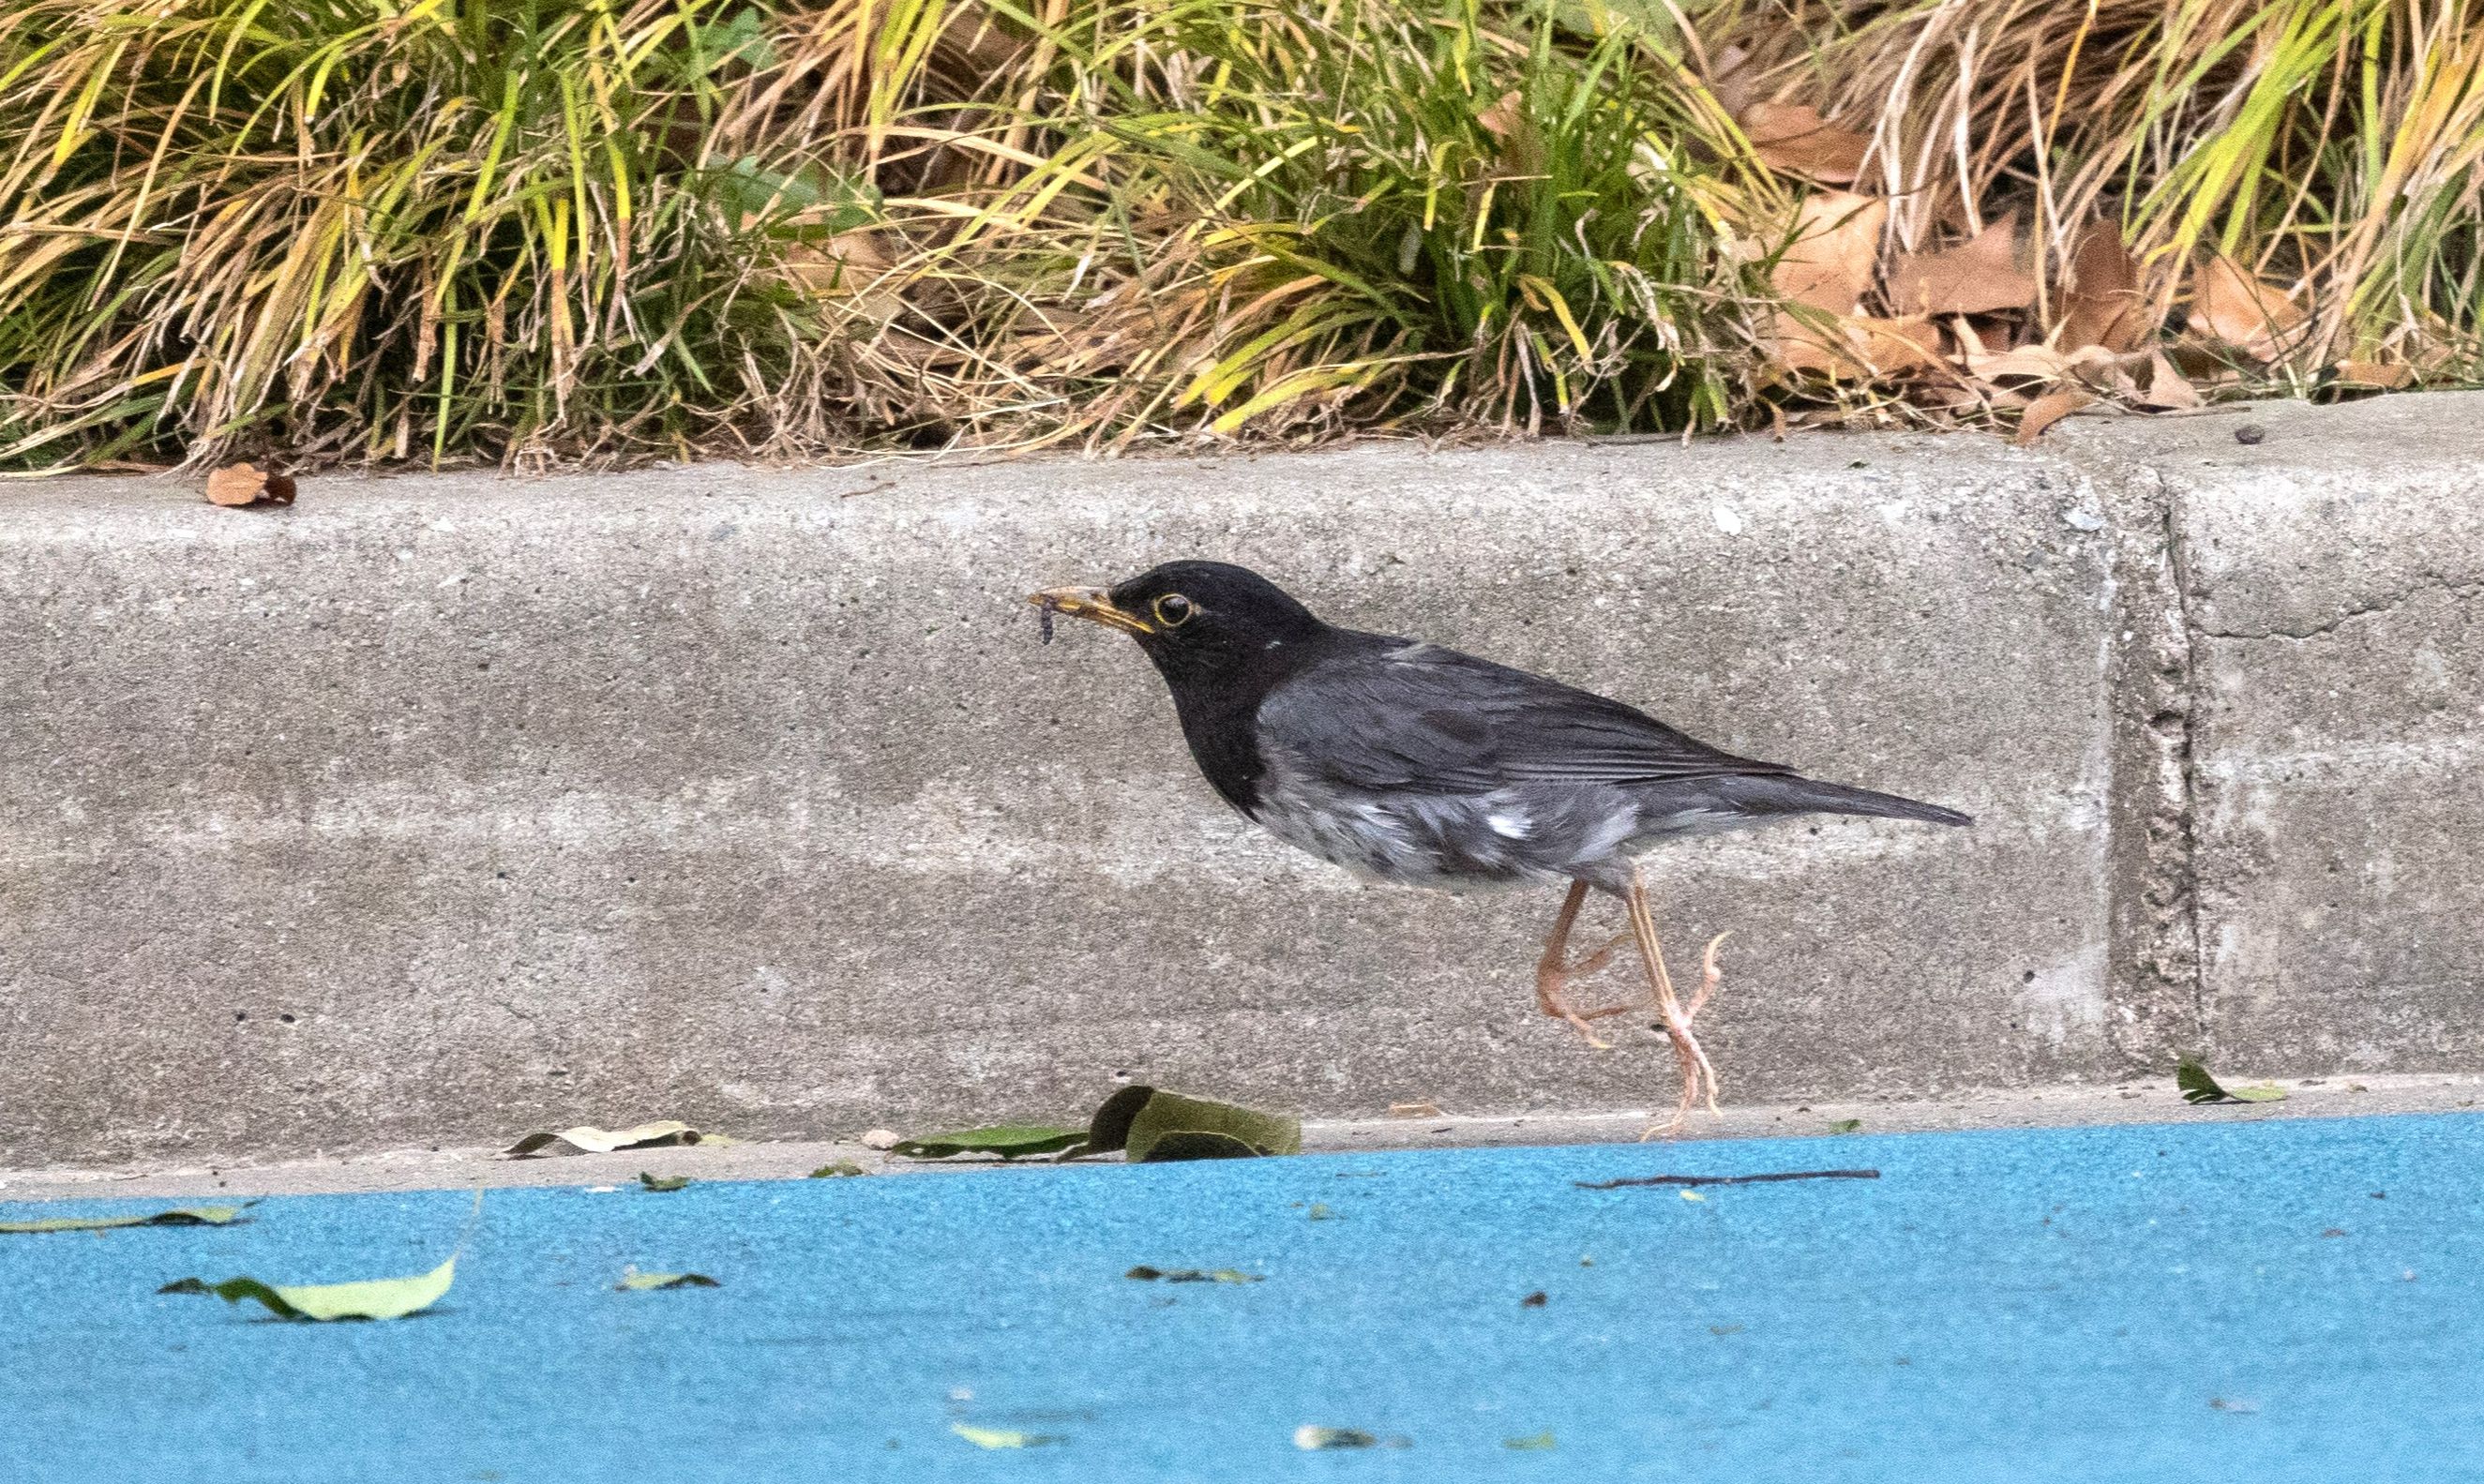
xmin=2235 ymin=423 xmax=2267 ymax=445
xmin=858 ymin=1128 xmax=901 ymax=1150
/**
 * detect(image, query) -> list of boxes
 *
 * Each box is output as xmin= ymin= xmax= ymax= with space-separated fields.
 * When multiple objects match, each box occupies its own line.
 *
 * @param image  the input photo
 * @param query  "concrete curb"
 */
xmin=6 ymin=392 xmax=2479 ymax=1165
xmin=7 ymin=1073 xmax=2477 ymax=1204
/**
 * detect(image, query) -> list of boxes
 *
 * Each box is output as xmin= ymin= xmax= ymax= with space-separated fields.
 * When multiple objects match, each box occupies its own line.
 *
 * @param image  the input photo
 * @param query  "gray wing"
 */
xmin=1257 ymin=636 xmax=1789 ymax=797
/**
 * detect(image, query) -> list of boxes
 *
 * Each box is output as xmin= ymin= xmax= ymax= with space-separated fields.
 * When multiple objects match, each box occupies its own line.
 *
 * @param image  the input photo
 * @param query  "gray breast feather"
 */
xmin=1251 ymin=748 xmax=1649 ymax=887
xmin=1242 ymin=633 xmax=1796 ymax=887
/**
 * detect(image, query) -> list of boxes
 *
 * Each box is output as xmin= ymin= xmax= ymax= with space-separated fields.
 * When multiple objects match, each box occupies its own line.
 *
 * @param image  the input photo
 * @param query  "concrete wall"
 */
xmin=5 ymin=393 xmax=2478 ymax=1164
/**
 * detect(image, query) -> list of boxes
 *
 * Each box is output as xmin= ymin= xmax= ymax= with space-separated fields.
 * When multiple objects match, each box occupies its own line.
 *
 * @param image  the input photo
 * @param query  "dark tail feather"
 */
xmin=1724 ymin=772 xmax=1973 ymax=828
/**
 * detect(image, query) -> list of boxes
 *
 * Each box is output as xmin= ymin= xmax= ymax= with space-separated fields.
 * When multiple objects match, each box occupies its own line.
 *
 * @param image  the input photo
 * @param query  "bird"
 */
xmin=1030 ymin=560 xmax=1970 ymax=1132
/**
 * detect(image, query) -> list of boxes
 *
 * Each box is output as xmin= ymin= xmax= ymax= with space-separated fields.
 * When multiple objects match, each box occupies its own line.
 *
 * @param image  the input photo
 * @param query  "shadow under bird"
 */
xmin=1031 ymin=561 xmax=1970 ymax=1131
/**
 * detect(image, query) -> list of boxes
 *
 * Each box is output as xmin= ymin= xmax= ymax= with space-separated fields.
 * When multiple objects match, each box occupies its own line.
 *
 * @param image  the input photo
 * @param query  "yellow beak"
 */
xmin=1028 ymin=584 xmax=1153 ymax=636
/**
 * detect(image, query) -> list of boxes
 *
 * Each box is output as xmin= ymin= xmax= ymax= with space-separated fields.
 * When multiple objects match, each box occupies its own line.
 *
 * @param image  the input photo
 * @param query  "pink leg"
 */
xmin=1534 ymin=880 xmax=1637 ymax=1048
xmin=1622 ymin=867 xmax=1728 ymax=1137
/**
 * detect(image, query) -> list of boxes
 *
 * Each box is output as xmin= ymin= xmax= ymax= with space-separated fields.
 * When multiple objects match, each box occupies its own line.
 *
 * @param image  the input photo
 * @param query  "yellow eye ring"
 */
xmin=1153 ymin=593 xmax=1195 ymax=628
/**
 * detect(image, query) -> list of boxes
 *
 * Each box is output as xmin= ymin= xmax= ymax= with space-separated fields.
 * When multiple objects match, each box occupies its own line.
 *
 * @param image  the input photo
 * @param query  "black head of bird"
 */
xmin=1031 ymin=560 xmax=1970 ymax=1133
xmin=1034 ymin=560 xmax=1324 ymax=686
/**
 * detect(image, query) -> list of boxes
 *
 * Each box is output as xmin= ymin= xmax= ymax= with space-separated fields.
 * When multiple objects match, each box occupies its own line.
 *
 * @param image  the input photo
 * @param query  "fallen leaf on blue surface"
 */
xmin=1125 ymin=1266 xmax=1262 ymax=1284
xmin=1 ymin=1204 xmax=251 ymax=1235
xmin=180 ymin=1256 xmax=456 ymax=1321
xmin=616 ymin=1267 xmax=718 ymax=1291
xmin=1294 ymin=1427 xmax=1377 ymax=1450
xmin=1503 ymin=1432 xmax=1557 ymax=1450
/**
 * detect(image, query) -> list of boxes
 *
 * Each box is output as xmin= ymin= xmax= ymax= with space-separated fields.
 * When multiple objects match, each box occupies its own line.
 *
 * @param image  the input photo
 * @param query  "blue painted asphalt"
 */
xmin=8 ymin=1113 xmax=2483 ymax=1482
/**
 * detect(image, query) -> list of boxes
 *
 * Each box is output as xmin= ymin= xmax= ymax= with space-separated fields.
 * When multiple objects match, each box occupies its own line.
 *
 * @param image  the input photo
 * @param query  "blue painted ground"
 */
xmin=7 ymin=1114 xmax=2482 ymax=1482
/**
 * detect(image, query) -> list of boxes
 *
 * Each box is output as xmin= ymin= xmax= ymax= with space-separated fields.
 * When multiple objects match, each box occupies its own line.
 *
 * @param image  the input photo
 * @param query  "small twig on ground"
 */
xmin=1574 ymin=1168 xmax=1880 ymax=1191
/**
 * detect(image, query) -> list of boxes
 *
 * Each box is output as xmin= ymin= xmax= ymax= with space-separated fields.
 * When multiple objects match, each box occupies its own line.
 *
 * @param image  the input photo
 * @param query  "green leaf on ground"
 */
xmin=1 ymin=1204 xmax=251 ymax=1234
xmin=715 ymin=158 xmax=881 ymax=237
xmin=182 ymin=1257 xmax=456 ymax=1321
xmin=952 ymin=1423 xmax=1057 ymax=1449
xmin=701 ymin=6 xmax=776 ymax=69
xmin=1087 ymin=1087 xmax=1302 ymax=1162
xmin=1828 ymin=1118 xmax=1864 ymax=1134
xmin=639 ymin=1173 xmax=690 ymax=1192
xmin=1126 ymin=1266 xmax=1262 ymax=1284
xmin=616 ymin=1267 xmax=719 ymax=1291
xmin=1542 ymin=0 xmax=1679 ymax=44
xmin=888 ymin=1124 xmax=1088 ymax=1161
xmin=1294 ymin=1427 xmax=1378 ymax=1450
xmin=503 ymin=1122 xmax=706 ymax=1158
xmin=807 ymin=1162 xmax=866 ymax=1178
xmin=1503 ymin=1432 xmax=1558 ymax=1450
xmin=1086 ymin=1086 xmax=1155 ymax=1152
xmin=2177 ymin=1057 xmax=2288 ymax=1105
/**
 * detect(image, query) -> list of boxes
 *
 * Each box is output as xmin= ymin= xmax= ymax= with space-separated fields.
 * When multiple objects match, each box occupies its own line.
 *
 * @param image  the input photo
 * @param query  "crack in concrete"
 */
xmin=2199 ymin=577 xmax=2484 ymax=643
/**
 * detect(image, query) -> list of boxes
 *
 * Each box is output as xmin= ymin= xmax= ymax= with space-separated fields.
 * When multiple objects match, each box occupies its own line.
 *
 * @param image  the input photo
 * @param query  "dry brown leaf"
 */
xmin=2190 ymin=256 xmax=2309 ymax=361
xmin=1766 ymin=308 xmax=1864 ymax=377
xmin=204 ymin=463 xmax=296 ymax=508
xmin=1477 ymin=89 xmax=1525 ymax=140
xmin=1889 ymin=214 xmax=2034 ymax=317
xmin=935 ymin=7 xmax=1030 ymax=70
xmin=784 ymin=234 xmax=891 ymax=292
xmin=2333 ymin=360 xmax=2413 ymax=390
xmin=1740 ymin=102 xmax=1870 ymax=184
xmin=1963 ymin=344 xmax=2070 ymax=387
xmin=1945 ymin=315 xmax=1998 ymax=357
xmin=1707 ymin=44 xmax=1756 ymax=117
xmin=2013 ymin=387 xmax=2094 ymax=445
xmin=1771 ymin=190 xmax=1888 ymax=315
xmin=2065 ymin=344 xmax=2138 ymax=393
xmin=785 ymin=231 xmax=907 ymax=328
xmin=2057 ymin=223 xmax=2149 ymax=352
xmin=2132 ymin=352 xmax=2202 ymax=411
xmin=1765 ymin=309 xmax=1943 ymax=382
xmin=1850 ymin=316 xmax=1949 ymax=376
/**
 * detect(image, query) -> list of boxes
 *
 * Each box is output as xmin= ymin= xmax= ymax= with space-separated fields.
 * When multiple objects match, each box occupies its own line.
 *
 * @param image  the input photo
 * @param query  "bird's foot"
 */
xmin=1536 ymin=930 xmax=1635 ymax=1050
xmin=1637 ymin=936 xmax=1728 ymax=1139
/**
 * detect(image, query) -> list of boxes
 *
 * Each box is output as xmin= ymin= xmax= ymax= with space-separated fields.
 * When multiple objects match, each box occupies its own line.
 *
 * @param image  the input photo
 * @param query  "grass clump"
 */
xmin=844 ymin=0 xmax=1774 ymax=445
xmin=0 ymin=0 xmax=854 ymax=471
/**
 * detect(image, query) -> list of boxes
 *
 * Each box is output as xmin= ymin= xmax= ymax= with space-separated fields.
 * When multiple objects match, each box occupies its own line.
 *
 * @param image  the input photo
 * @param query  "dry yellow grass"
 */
xmin=0 ymin=0 xmax=2476 ymax=472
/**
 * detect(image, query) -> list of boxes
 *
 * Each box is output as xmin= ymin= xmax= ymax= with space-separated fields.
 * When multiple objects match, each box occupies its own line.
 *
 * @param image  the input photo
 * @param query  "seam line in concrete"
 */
xmin=2149 ymin=465 xmax=2212 ymax=1051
